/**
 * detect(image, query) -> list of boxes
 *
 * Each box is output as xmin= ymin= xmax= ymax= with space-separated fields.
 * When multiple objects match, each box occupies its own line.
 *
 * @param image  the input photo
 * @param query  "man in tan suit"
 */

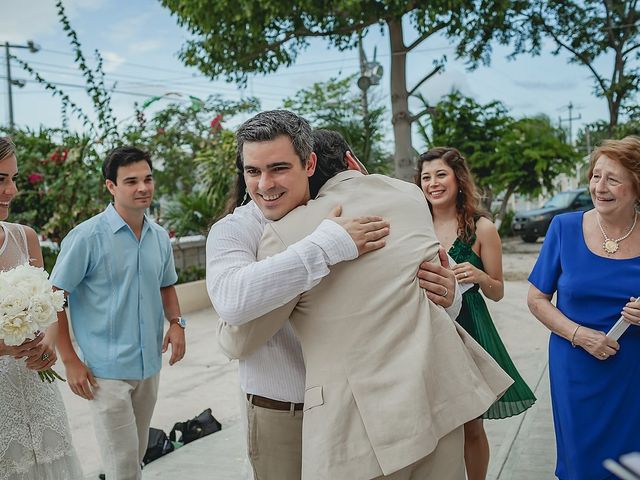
xmin=220 ymin=113 xmax=512 ymax=479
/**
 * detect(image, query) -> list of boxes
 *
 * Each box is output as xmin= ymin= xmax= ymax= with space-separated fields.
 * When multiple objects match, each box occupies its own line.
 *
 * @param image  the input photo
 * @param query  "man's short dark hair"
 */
xmin=310 ymin=129 xmax=350 ymax=198
xmin=235 ymin=110 xmax=313 ymax=173
xmin=102 ymin=146 xmax=152 ymax=183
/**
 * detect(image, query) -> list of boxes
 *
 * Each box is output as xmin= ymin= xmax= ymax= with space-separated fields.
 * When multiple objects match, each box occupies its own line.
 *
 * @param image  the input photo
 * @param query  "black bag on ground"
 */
xmin=143 ymin=427 xmax=174 ymax=465
xmin=169 ymin=408 xmax=222 ymax=445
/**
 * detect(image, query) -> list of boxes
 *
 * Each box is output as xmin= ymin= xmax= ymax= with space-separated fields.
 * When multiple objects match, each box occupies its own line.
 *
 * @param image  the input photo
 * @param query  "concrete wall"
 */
xmin=171 ymin=235 xmax=206 ymax=271
xmin=175 ymin=279 xmax=213 ymax=314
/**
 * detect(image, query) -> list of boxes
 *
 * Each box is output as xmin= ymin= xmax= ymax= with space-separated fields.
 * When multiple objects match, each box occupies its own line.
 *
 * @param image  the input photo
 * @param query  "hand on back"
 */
xmin=328 ymin=205 xmax=390 ymax=256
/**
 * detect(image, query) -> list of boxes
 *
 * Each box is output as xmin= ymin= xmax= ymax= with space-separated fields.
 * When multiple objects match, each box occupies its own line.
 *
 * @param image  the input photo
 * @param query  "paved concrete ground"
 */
xmin=63 ymin=241 xmax=558 ymax=479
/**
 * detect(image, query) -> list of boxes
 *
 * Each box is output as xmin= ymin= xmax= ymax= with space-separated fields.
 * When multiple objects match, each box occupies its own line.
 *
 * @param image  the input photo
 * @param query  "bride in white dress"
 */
xmin=0 ymin=137 xmax=83 ymax=479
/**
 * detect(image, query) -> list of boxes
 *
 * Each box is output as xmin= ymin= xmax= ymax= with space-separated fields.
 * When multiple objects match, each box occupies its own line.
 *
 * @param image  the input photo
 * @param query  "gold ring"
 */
xmin=600 ymin=352 xmax=606 ymax=358
xmin=463 ymin=272 xmax=468 ymax=278
xmin=41 ymin=353 xmax=49 ymax=361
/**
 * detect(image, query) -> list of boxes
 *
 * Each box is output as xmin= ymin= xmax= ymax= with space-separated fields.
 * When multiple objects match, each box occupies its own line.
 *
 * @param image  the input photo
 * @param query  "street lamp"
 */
xmin=357 ymin=61 xmax=383 ymax=92
xmin=3 ymin=40 xmax=40 ymax=130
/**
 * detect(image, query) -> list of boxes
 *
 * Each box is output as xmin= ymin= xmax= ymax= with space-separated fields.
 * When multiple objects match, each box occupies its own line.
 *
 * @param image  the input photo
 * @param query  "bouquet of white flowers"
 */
xmin=0 ymin=264 xmax=66 ymax=382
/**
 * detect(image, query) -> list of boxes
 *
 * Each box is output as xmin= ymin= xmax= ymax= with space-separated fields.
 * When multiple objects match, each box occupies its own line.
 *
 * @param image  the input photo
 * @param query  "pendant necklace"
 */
xmin=596 ymin=212 xmax=638 ymax=255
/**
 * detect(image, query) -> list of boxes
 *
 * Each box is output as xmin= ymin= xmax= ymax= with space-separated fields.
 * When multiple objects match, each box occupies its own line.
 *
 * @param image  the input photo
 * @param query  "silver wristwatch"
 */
xmin=170 ymin=316 xmax=187 ymax=329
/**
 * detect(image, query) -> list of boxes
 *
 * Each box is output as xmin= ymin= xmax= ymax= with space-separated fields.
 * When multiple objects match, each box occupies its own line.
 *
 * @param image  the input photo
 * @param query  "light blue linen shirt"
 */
xmin=51 ymin=204 xmax=178 ymax=380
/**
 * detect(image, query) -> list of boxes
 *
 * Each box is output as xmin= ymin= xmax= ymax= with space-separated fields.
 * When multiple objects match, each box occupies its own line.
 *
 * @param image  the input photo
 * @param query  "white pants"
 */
xmin=89 ymin=375 xmax=160 ymax=480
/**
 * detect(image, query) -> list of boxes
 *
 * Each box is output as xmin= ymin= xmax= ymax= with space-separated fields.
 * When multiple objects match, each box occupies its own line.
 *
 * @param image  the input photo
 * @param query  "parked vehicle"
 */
xmin=511 ymin=188 xmax=593 ymax=242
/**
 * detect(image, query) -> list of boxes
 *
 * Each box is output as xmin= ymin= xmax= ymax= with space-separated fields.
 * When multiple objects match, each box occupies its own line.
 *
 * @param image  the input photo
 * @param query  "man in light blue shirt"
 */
xmin=52 ymin=146 xmax=186 ymax=480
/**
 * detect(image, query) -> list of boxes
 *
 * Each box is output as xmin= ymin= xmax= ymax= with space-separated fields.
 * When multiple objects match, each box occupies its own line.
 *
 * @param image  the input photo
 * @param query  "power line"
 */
xmin=0 ymin=75 xmax=251 ymax=102
xmin=0 ymin=57 xmax=289 ymax=101
xmin=38 ymin=43 xmax=452 ymax=77
xmin=3 ymin=53 xmax=354 ymax=97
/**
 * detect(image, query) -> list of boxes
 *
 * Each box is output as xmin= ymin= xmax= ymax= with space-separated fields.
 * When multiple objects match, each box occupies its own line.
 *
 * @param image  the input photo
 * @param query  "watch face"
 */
xmin=178 ymin=317 xmax=187 ymax=328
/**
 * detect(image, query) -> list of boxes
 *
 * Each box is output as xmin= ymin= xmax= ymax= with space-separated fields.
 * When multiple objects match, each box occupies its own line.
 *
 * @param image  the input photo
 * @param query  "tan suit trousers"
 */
xmin=246 ymin=396 xmax=303 ymax=480
xmin=374 ymin=426 xmax=465 ymax=480
xmin=89 ymin=375 xmax=160 ymax=480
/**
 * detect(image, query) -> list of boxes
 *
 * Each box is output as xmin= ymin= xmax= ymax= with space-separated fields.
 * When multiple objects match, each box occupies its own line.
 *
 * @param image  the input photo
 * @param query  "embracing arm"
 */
xmin=206 ymin=214 xmax=355 ymax=325
xmin=217 ymin=297 xmax=297 ymax=360
xmin=216 ymin=218 xmax=307 ymax=359
xmin=207 ymin=205 xmax=388 ymax=326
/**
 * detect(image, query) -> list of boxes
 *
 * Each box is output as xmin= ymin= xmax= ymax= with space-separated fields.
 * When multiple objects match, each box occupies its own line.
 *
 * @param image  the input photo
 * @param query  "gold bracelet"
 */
xmin=570 ymin=325 xmax=581 ymax=348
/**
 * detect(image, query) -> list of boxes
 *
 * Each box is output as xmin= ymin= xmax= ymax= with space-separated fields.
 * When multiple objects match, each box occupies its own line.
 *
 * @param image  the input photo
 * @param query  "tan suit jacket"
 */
xmin=219 ymin=171 xmax=513 ymax=480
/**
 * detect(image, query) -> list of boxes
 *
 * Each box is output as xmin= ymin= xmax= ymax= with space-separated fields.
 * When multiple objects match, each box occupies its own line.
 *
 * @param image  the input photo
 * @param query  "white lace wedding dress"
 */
xmin=0 ymin=222 xmax=83 ymax=480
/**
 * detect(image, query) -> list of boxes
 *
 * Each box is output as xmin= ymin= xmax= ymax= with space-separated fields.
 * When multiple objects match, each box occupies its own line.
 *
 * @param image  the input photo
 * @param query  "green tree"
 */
xmin=160 ymin=0 xmax=514 ymax=180
xmin=492 ymin=116 xmax=580 ymax=222
xmin=123 ymin=95 xmax=259 ymax=198
xmin=464 ymin=0 xmax=640 ymax=133
xmin=418 ymin=90 xmax=512 ymax=205
xmin=194 ymin=129 xmax=240 ymax=224
xmin=576 ymin=116 xmax=640 ymax=155
xmin=283 ymin=75 xmax=390 ymax=174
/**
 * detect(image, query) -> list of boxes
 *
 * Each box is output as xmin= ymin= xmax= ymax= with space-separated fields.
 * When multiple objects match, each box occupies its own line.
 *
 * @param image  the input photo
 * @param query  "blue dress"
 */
xmin=529 ymin=212 xmax=640 ymax=480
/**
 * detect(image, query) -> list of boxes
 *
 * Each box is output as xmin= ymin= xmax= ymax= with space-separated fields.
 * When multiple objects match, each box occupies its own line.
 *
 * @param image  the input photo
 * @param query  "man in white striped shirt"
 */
xmin=206 ymin=114 xmax=461 ymax=480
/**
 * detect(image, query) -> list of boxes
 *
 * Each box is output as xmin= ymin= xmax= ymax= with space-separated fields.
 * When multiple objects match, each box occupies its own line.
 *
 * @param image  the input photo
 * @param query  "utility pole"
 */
xmin=3 ymin=40 xmax=40 ymax=130
xmin=357 ymin=32 xmax=371 ymax=163
xmin=356 ymin=33 xmax=383 ymax=165
xmin=558 ymin=102 xmax=582 ymax=146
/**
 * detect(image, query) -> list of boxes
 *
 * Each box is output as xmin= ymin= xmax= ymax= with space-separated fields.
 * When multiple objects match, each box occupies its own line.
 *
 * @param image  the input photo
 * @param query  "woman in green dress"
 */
xmin=415 ymin=147 xmax=536 ymax=480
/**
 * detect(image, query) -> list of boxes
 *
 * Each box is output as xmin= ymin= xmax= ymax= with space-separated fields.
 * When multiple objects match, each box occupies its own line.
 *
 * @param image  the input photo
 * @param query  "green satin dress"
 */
xmin=449 ymin=234 xmax=536 ymax=419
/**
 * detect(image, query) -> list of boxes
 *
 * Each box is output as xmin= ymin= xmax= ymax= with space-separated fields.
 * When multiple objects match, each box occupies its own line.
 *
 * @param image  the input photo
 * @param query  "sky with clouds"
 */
xmin=2 ymin=0 xmax=614 ymax=151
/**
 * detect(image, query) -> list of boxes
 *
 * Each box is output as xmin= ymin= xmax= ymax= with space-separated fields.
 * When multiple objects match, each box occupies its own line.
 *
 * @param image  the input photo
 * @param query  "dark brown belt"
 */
xmin=247 ymin=394 xmax=304 ymax=411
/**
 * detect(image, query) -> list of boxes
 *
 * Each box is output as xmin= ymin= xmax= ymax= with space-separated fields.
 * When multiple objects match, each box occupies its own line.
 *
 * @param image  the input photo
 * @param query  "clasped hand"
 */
xmin=452 ymin=261 xmax=483 ymax=284
xmin=575 ymin=326 xmax=620 ymax=361
xmin=0 ymin=333 xmax=57 ymax=371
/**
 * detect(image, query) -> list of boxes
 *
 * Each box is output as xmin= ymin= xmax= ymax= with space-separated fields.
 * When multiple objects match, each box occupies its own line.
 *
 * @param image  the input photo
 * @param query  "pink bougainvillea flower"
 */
xmin=28 ymin=173 xmax=44 ymax=185
xmin=48 ymin=148 xmax=68 ymax=164
xmin=210 ymin=114 xmax=223 ymax=131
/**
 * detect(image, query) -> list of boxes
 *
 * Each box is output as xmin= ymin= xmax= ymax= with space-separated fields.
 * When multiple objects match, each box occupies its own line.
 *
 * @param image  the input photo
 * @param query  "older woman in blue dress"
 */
xmin=528 ymin=136 xmax=640 ymax=480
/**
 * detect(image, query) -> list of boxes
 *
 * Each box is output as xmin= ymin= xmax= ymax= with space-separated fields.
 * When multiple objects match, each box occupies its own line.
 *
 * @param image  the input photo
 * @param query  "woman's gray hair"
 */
xmin=0 ymin=137 xmax=16 ymax=162
xmin=235 ymin=110 xmax=313 ymax=167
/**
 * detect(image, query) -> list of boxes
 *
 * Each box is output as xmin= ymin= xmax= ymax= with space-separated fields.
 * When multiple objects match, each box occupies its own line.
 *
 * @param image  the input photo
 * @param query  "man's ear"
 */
xmin=105 ymin=179 xmax=116 ymax=196
xmin=306 ymin=152 xmax=317 ymax=177
xmin=345 ymin=151 xmax=368 ymax=174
